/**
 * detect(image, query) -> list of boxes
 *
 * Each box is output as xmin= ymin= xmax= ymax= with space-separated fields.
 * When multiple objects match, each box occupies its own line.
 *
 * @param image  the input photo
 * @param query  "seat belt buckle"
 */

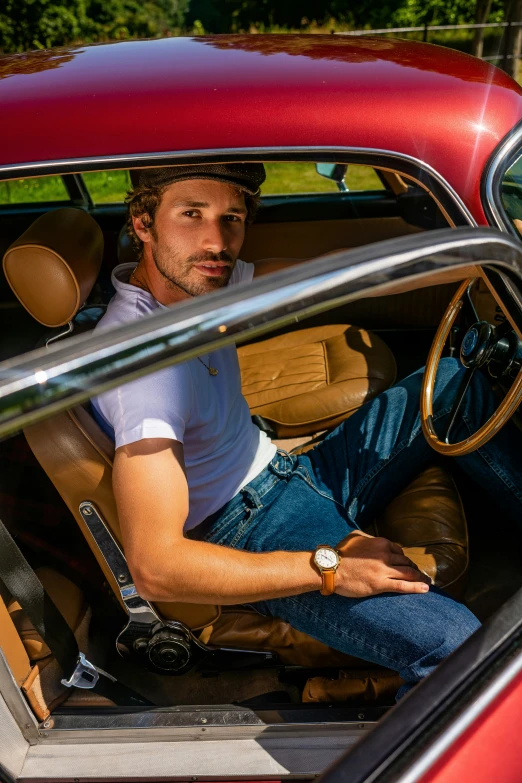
xmin=60 ymin=652 xmax=101 ymax=690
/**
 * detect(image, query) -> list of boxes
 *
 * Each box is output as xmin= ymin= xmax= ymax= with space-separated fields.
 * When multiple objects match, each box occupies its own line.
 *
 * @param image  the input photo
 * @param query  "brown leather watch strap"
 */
xmin=320 ymin=569 xmax=336 ymax=596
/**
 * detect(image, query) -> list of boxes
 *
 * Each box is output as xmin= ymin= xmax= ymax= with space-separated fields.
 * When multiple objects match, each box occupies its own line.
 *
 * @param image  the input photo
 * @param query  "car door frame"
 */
xmin=1 ymin=226 xmax=522 ymax=782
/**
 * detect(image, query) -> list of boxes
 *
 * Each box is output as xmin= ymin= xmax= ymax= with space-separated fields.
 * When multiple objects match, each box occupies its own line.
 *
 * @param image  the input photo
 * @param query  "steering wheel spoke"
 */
xmin=444 ymin=366 xmax=476 ymax=444
xmin=461 ymin=280 xmax=479 ymax=326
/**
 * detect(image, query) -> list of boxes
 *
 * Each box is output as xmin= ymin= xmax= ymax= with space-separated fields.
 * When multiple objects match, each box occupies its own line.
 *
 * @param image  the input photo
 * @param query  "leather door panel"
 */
xmin=241 ymin=217 xmax=422 ymax=261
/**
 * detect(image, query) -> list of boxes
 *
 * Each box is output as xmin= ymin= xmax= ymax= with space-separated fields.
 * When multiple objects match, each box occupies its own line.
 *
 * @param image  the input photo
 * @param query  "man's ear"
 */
xmin=133 ymin=214 xmax=152 ymax=244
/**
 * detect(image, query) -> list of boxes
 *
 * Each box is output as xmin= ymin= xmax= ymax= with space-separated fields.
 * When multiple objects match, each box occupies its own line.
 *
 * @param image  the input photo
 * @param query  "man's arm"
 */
xmin=113 ymin=439 xmax=430 ymax=604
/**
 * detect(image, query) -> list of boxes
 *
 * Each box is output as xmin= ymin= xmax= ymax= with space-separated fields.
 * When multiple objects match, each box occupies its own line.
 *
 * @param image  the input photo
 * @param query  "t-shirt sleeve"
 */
xmin=229 ymin=259 xmax=254 ymax=285
xmin=93 ymin=362 xmax=193 ymax=449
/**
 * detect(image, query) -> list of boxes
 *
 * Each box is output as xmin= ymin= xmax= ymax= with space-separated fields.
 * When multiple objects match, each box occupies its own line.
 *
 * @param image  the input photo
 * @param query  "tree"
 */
xmin=0 ymin=0 xmax=188 ymax=54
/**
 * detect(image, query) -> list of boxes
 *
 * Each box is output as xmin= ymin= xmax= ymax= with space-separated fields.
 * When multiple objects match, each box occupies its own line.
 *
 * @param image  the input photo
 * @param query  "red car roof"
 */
xmin=1 ymin=35 xmax=522 ymax=222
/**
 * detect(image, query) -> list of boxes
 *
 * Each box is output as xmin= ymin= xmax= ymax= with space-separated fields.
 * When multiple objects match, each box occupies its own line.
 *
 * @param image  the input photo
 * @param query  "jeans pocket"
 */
xmin=204 ymin=505 xmax=255 ymax=547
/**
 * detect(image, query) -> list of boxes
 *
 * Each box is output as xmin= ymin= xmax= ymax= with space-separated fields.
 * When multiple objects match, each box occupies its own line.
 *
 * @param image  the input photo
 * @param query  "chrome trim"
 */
xmin=0 ymin=145 xmax=476 ymax=226
xmin=79 ymin=502 xmax=162 ymax=629
xmin=46 ymin=321 xmax=73 ymax=348
xmin=483 ymin=119 xmax=522 ymax=235
xmin=0 ymin=643 xmax=40 ymax=744
xmin=395 ymin=647 xmax=522 ymax=783
xmin=0 ymin=228 xmax=520 ymax=440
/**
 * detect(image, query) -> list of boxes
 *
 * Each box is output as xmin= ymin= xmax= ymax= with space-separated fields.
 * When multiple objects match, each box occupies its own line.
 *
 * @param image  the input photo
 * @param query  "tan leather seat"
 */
xmin=238 ymin=325 xmax=396 ymax=437
xmin=3 ymin=210 xmax=469 ymax=674
xmin=1 ymin=567 xmax=93 ymax=720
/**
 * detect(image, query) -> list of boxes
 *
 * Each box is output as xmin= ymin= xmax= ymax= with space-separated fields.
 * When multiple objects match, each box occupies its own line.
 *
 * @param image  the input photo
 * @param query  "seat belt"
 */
xmin=0 ymin=517 xmax=152 ymax=707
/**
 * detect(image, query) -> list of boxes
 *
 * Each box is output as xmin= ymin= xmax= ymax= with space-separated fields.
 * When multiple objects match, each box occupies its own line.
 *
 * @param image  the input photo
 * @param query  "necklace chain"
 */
xmin=129 ymin=267 xmax=219 ymax=377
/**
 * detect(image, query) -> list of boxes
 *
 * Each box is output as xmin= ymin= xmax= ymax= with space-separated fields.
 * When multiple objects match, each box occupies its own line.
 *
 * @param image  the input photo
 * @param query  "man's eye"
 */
xmin=224 ymin=214 xmax=243 ymax=222
xmin=183 ymin=210 xmax=200 ymax=218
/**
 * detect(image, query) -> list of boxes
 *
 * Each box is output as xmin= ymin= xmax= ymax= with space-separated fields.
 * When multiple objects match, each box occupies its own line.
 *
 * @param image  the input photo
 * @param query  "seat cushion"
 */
xmin=238 ymin=325 xmax=397 ymax=437
xmin=208 ymin=465 xmax=468 ymax=667
xmin=369 ymin=465 xmax=469 ymax=598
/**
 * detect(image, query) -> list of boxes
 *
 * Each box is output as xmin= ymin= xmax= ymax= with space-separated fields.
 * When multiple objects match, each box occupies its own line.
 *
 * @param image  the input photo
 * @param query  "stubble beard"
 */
xmin=151 ymin=240 xmax=235 ymax=298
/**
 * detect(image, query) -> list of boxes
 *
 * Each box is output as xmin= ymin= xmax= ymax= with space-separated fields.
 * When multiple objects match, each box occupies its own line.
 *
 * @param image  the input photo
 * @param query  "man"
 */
xmin=92 ymin=162 xmax=521 ymax=696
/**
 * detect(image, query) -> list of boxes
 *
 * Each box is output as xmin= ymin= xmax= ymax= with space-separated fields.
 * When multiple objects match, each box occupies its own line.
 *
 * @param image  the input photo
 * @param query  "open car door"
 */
xmin=2 ymin=226 xmax=522 ymax=783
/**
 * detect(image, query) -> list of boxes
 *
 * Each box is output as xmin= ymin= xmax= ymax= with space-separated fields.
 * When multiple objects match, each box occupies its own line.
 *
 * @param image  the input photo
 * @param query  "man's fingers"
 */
xmin=390 ymin=554 xmax=418 ymax=568
xmin=385 ymin=579 xmax=431 ymax=594
xmin=387 ymin=566 xmax=431 ymax=584
xmin=388 ymin=541 xmax=405 ymax=555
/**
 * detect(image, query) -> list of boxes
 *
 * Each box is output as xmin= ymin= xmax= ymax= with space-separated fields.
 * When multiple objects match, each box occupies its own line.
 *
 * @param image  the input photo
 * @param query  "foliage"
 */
xmin=0 ymin=0 xmax=513 ymax=54
xmin=0 ymin=0 xmax=188 ymax=53
xmin=186 ymin=0 xmax=506 ymax=33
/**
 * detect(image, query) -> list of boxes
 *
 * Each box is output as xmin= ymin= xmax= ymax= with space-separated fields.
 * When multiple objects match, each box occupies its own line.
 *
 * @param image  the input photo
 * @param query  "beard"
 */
xmin=150 ymin=238 xmax=235 ymax=298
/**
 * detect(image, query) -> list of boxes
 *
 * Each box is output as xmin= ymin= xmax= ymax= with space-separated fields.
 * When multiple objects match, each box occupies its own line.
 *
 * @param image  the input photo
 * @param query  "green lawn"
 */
xmin=0 ymin=163 xmax=384 ymax=206
xmin=0 ymin=175 xmax=69 ymax=204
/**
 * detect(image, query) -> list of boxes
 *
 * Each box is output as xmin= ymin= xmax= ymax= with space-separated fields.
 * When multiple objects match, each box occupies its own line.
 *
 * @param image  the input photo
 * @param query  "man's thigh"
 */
xmin=252 ymin=583 xmax=480 ymax=687
xmin=305 ymin=357 xmax=469 ymax=526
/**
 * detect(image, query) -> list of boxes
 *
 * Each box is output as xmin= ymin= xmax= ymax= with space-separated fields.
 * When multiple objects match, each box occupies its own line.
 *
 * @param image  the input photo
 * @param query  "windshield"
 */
xmin=501 ymin=150 xmax=522 ymax=236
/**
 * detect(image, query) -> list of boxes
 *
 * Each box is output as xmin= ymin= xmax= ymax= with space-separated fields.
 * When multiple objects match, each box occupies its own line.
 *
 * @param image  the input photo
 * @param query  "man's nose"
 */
xmin=202 ymin=220 xmax=228 ymax=253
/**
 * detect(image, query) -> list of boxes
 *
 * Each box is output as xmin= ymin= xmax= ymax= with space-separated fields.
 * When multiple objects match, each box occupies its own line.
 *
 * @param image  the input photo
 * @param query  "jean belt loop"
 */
xmin=240 ymin=485 xmax=263 ymax=510
xmin=270 ymin=449 xmax=293 ymax=479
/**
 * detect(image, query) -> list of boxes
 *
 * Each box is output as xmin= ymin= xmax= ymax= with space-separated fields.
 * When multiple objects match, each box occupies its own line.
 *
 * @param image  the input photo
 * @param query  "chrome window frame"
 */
xmin=0 ymin=226 xmax=520 ymax=441
xmin=482 ymin=118 xmax=522 ymax=237
xmin=0 ymin=146 xmax=476 ymax=228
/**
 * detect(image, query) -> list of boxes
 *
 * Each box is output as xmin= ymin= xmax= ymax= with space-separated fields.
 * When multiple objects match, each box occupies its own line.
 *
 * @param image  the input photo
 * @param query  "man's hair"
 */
xmin=125 ymin=181 xmax=260 ymax=260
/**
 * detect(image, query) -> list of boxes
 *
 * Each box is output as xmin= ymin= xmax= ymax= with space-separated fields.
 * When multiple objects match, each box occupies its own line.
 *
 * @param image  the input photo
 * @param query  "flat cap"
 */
xmin=138 ymin=163 xmax=266 ymax=195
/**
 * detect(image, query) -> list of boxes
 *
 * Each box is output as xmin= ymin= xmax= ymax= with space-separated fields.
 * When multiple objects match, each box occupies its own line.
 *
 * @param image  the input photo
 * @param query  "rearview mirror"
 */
xmin=316 ymin=163 xmax=349 ymax=192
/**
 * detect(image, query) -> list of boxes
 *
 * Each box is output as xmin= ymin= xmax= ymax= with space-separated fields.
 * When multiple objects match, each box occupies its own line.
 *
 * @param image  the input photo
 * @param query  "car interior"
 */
xmin=1 ymin=159 xmax=521 ymax=730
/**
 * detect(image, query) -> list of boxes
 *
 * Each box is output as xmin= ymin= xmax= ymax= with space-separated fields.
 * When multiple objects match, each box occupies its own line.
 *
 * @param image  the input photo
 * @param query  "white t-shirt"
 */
xmin=91 ymin=261 xmax=277 ymax=531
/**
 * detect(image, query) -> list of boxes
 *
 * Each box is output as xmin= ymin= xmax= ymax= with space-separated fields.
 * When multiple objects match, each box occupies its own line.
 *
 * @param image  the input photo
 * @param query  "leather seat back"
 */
xmin=24 ymin=406 xmax=220 ymax=631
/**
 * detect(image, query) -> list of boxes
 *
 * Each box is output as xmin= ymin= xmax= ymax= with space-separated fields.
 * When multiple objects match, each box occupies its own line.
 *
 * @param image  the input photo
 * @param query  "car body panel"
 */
xmin=1 ymin=36 xmax=522 ymax=223
xmin=417 ymin=668 xmax=522 ymax=783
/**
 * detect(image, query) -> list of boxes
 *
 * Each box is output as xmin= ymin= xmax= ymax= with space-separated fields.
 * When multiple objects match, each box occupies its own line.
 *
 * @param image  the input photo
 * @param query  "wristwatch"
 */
xmin=313 ymin=545 xmax=341 ymax=596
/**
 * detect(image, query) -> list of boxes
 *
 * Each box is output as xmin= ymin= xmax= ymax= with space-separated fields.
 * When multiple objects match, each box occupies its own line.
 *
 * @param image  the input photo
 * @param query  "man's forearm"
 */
xmin=131 ymin=537 xmax=322 ymax=604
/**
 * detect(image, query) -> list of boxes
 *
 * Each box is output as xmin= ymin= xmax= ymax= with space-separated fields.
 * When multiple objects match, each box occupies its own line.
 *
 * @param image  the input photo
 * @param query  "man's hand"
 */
xmin=334 ymin=530 xmax=431 ymax=598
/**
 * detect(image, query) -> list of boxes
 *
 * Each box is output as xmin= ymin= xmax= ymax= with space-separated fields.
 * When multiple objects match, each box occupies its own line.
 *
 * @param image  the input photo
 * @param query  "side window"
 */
xmin=263 ymin=162 xmax=386 ymax=195
xmin=500 ymin=152 xmax=522 ymax=236
xmin=0 ymin=175 xmax=69 ymax=205
xmin=82 ymin=171 xmax=132 ymax=203
xmin=79 ymin=164 xmax=386 ymax=202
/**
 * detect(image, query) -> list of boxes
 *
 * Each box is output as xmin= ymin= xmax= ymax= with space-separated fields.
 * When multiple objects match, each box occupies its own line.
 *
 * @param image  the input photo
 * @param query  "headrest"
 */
xmin=3 ymin=208 xmax=103 ymax=327
xmin=117 ymin=223 xmax=139 ymax=266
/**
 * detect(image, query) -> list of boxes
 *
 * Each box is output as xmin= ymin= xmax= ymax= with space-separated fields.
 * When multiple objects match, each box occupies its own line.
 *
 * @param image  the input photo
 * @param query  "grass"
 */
xmin=0 ymin=175 xmax=69 ymax=204
xmin=0 ymin=164 xmax=383 ymax=206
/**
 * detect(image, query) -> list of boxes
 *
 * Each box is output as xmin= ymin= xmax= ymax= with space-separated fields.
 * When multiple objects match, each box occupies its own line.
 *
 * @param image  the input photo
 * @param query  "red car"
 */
xmin=1 ymin=34 xmax=522 ymax=783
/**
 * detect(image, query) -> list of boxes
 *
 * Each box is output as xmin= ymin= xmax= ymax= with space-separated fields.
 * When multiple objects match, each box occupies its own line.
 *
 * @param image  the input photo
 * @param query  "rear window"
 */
xmin=0 ymin=175 xmax=69 ymax=205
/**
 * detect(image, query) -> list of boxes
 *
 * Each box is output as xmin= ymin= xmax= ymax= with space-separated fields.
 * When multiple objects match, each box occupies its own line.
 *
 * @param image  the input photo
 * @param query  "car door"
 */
xmin=1 ymin=226 xmax=522 ymax=783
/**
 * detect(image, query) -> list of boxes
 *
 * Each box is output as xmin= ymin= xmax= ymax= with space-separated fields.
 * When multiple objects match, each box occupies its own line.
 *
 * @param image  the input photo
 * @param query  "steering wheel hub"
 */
xmin=460 ymin=322 xmax=493 ymax=368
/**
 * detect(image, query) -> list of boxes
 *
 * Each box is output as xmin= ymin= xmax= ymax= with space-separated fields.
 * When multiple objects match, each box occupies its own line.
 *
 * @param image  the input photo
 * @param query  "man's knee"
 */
xmin=401 ymin=597 xmax=480 ymax=684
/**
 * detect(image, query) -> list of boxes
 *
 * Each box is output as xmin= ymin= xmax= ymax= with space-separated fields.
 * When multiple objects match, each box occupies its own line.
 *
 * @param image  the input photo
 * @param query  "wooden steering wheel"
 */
xmin=421 ymin=278 xmax=522 ymax=456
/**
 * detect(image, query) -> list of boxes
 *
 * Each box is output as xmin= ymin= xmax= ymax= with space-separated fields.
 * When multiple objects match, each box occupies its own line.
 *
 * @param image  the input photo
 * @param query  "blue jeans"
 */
xmin=190 ymin=358 xmax=522 ymax=694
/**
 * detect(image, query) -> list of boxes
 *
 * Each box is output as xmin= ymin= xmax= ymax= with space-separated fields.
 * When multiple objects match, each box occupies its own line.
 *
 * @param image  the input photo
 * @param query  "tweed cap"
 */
xmin=138 ymin=163 xmax=266 ymax=195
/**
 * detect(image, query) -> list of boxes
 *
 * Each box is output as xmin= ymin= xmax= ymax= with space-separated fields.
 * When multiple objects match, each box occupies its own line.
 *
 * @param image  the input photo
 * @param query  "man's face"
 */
xmin=135 ymin=179 xmax=248 ymax=298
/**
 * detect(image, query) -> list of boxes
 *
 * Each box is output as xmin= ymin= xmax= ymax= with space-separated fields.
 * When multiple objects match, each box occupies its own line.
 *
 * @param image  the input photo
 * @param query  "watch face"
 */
xmin=315 ymin=547 xmax=338 ymax=569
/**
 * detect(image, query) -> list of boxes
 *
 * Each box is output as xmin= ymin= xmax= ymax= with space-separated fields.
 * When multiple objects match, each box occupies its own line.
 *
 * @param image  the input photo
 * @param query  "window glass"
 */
xmin=83 ymin=170 xmax=132 ymax=203
xmin=263 ymin=162 xmax=385 ymax=195
xmin=81 ymin=164 xmax=386 ymax=202
xmin=501 ymin=152 xmax=522 ymax=235
xmin=0 ymin=175 xmax=69 ymax=205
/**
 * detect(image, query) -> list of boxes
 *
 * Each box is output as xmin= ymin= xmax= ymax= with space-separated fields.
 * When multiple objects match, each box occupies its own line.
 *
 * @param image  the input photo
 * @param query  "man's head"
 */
xmin=126 ymin=163 xmax=265 ymax=300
